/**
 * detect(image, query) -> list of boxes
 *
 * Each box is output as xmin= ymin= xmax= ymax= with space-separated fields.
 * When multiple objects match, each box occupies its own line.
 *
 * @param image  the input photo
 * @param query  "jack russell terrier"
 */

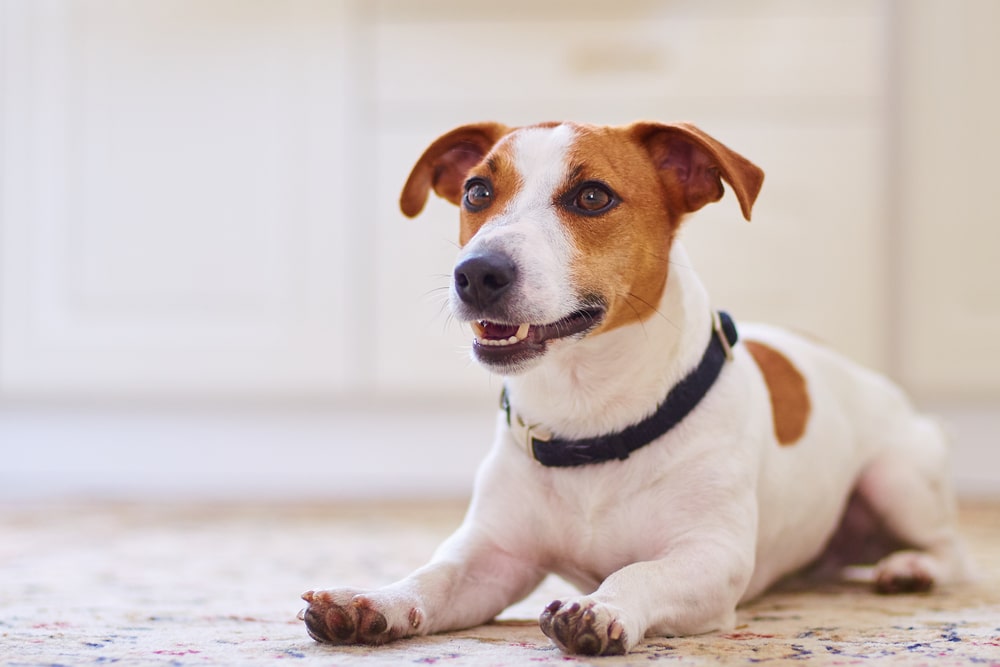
xmin=300 ymin=121 xmax=972 ymax=655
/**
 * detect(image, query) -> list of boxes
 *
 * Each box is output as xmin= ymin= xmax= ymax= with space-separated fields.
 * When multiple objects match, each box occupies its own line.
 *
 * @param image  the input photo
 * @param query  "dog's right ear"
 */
xmin=630 ymin=122 xmax=764 ymax=222
xmin=399 ymin=122 xmax=511 ymax=218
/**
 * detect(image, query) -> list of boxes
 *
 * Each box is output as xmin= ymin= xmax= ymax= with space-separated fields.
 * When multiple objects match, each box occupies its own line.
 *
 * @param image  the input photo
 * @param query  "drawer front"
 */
xmin=374 ymin=1 xmax=881 ymax=106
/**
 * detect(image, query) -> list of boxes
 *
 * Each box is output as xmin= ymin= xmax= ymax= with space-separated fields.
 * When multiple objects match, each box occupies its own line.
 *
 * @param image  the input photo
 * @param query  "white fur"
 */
xmin=507 ymin=243 xmax=709 ymax=439
xmin=303 ymin=125 xmax=973 ymax=655
xmin=450 ymin=125 xmax=579 ymax=327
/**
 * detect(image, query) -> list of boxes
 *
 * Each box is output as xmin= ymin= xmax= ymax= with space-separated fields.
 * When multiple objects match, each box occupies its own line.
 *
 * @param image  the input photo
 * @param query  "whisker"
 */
xmin=423 ymin=291 xmax=453 ymax=322
xmin=422 ymin=285 xmax=451 ymax=300
xmin=639 ymin=249 xmax=669 ymax=263
xmin=619 ymin=294 xmax=651 ymax=341
xmin=441 ymin=310 xmax=457 ymax=334
xmin=624 ymin=291 xmax=680 ymax=333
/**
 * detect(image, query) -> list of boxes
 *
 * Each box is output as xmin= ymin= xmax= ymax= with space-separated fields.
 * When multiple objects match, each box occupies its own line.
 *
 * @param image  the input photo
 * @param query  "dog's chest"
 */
xmin=538 ymin=493 xmax=667 ymax=590
xmin=525 ymin=446 xmax=730 ymax=590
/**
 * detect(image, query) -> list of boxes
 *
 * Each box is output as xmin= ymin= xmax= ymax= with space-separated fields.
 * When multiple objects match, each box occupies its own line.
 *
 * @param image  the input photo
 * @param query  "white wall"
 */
xmin=1 ymin=0 xmax=997 ymax=500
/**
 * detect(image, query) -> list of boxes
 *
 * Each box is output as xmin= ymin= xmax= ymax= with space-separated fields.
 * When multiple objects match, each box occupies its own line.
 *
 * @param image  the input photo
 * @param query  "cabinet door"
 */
xmin=370 ymin=0 xmax=889 ymax=396
xmin=897 ymin=0 xmax=1000 ymax=398
xmin=0 ymin=0 xmax=352 ymax=399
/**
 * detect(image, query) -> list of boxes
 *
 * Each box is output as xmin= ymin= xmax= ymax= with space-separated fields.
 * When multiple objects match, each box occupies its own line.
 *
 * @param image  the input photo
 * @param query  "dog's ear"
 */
xmin=631 ymin=122 xmax=764 ymax=221
xmin=399 ymin=122 xmax=511 ymax=218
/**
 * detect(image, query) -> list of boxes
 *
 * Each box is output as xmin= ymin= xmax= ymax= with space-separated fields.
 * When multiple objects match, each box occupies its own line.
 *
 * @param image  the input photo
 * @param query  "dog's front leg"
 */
xmin=540 ymin=534 xmax=754 ymax=655
xmin=301 ymin=525 xmax=545 ymax=645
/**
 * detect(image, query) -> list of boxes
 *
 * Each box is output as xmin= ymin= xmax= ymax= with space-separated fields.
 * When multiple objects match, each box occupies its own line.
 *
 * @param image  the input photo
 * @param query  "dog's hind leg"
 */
xmin=853 ymin=415 xmax=975 ymax=593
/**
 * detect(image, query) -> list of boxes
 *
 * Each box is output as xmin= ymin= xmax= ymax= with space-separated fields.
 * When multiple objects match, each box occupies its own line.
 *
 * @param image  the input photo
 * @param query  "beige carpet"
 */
xmin=2 ymin=500 xmax=998 ymax=666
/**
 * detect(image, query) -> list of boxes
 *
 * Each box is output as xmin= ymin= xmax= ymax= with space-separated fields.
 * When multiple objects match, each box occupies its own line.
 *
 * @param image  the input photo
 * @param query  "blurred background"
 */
xmin=1 ymin=0 xmax=997 ymax=502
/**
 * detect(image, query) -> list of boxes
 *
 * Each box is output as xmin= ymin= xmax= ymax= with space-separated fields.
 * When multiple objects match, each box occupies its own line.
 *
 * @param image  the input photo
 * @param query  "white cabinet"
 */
xmin=896 ymin=0 xmax=1000 ymax=399
xmin=2 ymin=0 xmax=994 ymax=403
xmin=0 ymin=0 xmax=353 ymax=399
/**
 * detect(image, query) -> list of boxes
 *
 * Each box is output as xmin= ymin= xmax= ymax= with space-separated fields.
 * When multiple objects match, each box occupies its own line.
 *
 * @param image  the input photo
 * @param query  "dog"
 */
xmin=300 ymin=121 xmax=973 ymax=655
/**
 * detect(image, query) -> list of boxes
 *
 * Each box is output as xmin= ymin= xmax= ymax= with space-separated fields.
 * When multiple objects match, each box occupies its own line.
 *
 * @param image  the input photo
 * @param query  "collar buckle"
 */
xmin=713 ymin=309 xmax=735 ymax=362
xmin=502 ymin=387 xmax=553 ymax=452
xmin=511 ymin=412 xmax=553 ymax=454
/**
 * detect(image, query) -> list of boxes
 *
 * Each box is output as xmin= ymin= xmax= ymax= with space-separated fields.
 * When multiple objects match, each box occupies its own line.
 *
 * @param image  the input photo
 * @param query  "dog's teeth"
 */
xmin=472 ymin=322 xmax=531 ymax=347
xmin=479 ymin=337 xmax=520 ymax=347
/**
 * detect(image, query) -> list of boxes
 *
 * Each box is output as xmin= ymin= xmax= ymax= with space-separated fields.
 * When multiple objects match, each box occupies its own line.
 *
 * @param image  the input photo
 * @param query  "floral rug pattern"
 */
xmin=2 ymin=502 xmax=998 ymax=666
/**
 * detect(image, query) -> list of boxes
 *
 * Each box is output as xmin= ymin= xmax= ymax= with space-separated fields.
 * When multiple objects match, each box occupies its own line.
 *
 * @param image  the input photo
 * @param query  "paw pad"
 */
xmin=299 ymin=590 xmax=393 ymax=645
xmin=539 ymin=599 xmax=627 ymax=656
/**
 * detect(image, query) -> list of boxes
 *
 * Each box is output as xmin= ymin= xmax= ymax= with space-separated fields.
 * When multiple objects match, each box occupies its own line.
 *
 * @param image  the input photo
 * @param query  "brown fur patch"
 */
xmin=399 ymin=122 xmax=511 ymax=219
xmin=630 ymin=122 xmax=764 ymax=222
xmin=555 ymin=122 xmax=763 ymax=334
xmin=558 ymin=124 xmax=678 ymax=332
xmin=745 ymin=340 xmax=811 ymax=445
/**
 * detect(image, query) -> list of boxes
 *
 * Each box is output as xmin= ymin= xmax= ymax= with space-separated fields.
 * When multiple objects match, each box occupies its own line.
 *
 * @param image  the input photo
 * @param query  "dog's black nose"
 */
xmin=454 ymin=252 xmax=517 ymax=310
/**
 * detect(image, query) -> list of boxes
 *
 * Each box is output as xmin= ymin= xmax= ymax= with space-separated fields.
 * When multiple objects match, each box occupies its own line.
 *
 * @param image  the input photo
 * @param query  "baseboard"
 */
xmin=1 ymin=403 xmax=997 ymax=502
xmin=0 ymin=403 xmax=496 ymax=502
xmin=928 ymin=404 xmax=1000 ymax=499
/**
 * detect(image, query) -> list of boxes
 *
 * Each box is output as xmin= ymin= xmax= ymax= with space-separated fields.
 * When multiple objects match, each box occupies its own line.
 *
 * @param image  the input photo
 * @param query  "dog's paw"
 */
xmin=299 ymin=589 xmax=423 ymax=645
xmin=539 ymin=598 xmax=629 ymax=655
xmin=873 ymin=551 xmax=937 ymax=594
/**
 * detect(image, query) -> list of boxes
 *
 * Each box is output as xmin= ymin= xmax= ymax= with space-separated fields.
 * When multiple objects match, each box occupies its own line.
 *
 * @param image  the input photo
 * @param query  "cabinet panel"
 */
xmin=0 ymin=0 xmax=352 ymax=399
xmin=897 ymin=0 xmax=1000 ymax=398
xmin=374 ymin=1 xmax=880 ymax=106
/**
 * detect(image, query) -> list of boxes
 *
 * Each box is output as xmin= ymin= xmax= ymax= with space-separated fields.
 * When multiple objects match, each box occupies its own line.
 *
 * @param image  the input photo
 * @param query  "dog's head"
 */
xmin=400 ymin=121 xmax=763 ymax=374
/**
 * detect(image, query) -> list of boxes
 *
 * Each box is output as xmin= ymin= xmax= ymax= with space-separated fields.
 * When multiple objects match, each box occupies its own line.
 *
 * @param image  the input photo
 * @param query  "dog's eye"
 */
xmin=568 ymin=182 xmax=618 ymax=215
xmin=463 ymin=179 xmax=493 ymax=212
xmin=577 ymin=187 xmax=611 ymax=211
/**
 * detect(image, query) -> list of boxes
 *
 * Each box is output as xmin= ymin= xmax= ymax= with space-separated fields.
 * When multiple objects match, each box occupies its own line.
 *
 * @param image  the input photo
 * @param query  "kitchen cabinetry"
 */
xmin=2 ymin=0 xmax=996 ymax=403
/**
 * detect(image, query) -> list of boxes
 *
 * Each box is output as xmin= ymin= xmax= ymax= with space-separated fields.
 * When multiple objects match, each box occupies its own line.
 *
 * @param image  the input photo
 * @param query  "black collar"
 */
xmin=501 ymin=311 xmax=738 ymax=467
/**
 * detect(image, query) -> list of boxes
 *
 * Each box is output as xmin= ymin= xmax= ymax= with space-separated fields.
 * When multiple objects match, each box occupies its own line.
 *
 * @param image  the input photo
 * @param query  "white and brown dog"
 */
xmin=301 ymin=121 xmax=972 ymax=655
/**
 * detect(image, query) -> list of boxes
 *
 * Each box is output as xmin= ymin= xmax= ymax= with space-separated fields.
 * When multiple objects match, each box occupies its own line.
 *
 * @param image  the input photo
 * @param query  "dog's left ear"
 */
xmin=631 ymin=122 xmax=764 ymax=221
xmin=400 ymin=122 xmax=511 ymax=218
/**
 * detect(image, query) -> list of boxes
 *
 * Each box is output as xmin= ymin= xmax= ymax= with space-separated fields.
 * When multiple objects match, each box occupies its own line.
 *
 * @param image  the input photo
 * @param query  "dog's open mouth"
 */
xmin=468 ymin=306 xmax=606 ymax=370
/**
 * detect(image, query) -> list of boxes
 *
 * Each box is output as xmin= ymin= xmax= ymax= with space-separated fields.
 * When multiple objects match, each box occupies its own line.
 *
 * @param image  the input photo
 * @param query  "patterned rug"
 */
xmin=2 ymin=501 xmax=998 ymax=666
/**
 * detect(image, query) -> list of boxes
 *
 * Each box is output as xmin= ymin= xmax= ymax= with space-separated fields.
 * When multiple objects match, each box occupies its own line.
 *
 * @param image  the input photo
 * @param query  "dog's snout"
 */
xmin=454 ymin=252 xmax=517 ymax=310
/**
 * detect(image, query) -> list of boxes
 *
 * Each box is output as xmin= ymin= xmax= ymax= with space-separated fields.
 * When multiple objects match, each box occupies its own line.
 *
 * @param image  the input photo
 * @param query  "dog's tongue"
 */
xmin=481 ymin=322 xmax=520 ymax=340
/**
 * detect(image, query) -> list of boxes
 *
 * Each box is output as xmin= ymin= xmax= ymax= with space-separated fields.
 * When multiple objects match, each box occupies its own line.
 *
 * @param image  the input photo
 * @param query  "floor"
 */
xmin=1 ymin=501 xmax=998 ymax=666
